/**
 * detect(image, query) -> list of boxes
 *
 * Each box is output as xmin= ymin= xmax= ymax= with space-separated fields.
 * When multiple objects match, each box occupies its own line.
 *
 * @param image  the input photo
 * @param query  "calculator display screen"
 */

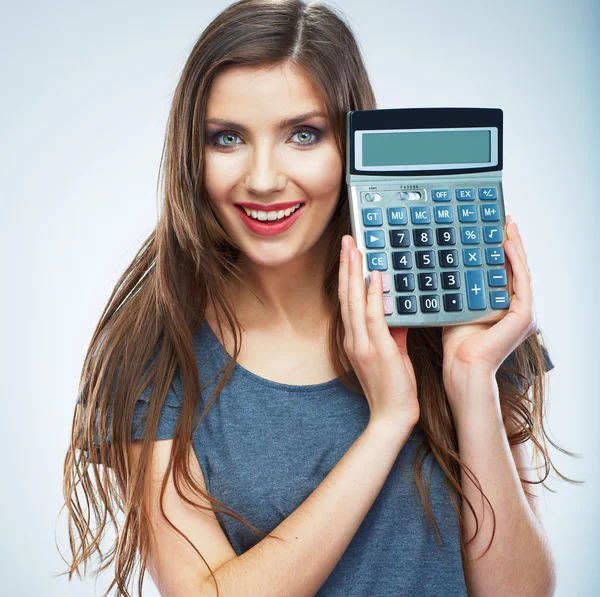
xmin=355 ymin=127 xmax=498 ymax=172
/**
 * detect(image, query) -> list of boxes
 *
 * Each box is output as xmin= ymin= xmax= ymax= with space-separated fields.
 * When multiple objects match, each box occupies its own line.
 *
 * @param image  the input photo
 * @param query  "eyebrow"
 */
xmin=204 ymin=110 xmax=328 ymax=133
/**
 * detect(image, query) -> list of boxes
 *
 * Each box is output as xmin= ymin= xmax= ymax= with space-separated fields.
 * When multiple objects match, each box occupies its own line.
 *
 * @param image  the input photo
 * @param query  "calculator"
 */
xmin=345 ymin=107 xmax=510 ymax=327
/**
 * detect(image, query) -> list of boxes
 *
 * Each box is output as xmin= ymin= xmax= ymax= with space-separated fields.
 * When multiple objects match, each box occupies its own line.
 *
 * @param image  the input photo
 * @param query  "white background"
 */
xmin=1 ymin=0 xmax=597 ymax=595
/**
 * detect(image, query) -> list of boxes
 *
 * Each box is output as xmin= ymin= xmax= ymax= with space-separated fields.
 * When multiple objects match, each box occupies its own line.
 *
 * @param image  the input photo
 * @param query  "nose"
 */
xmin=244 ymin=139 xmax=286 ymax=195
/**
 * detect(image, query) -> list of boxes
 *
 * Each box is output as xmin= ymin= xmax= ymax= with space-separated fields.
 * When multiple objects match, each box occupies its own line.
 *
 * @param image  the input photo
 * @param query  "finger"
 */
xmin=481 ymin=235 xmax=535 ymax=363
xmin=347 ymin=245 xmax=370 ymax=351
xmin=338 ymin=236 xmax=353 ymax=347
xmin=506 ymin=219 xmax=530 ymax=275
xmin=504 ymin=235 xmax=533 ymax=307
xmin=365 ymin=269 xmax=397 ymax=353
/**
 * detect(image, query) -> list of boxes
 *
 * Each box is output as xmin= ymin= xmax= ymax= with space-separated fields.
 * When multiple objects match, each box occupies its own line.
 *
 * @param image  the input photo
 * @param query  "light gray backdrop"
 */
xmin=2 ymin=0 xmax=597 ymax=595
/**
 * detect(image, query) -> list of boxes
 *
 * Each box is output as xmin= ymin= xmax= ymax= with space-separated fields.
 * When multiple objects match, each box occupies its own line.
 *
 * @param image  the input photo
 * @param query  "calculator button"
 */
xmin=392 ymin=251 xmax=413 ymax=269
xmin=465 ymin=270 xmax=487 ymax=310
xmin=387 ymin=206 xmax=408 ymax=226
xmin=381 ymin=272 xmax=391 ymax=292
xmin=441 ymin=271 xmax=461 ymax=289
xmin=463 ymin=248 xmax=483 ymax=266
xmin=390 ymin=229 xmax=410 ymax=247
xmin=458 ymin=205 xmax=478 ymax=223
xmin=410 ymin=206 xmax=431 ymax=224
xmin=418 ymin=272 xmax=438 ymax=290
xmin=443 ymin=293 xmax=463 ymax=311
xmin=362 ymin=192 xmax=382 ymax=202
xmin=397 ymin=295 xmax=418 ymax=314
xmin=367 ymin=252 xmax=388 ymax=270
xmin=399 ymin=191 xmax=423 ymax=201
xmin=456 ymin=188 xmax=475 ymax=201
xmin=383 ymin=296 xmax=394 ymax=315
xmin=395 ymin=273 xmax=415 ymax=291
xmin=415 ymin=250 xmax=436 ymax=268
xmin=439 ymin=249 xmax=459 ymax=268
xmin=420 ymin=295 xmax=441 ymax=313
xmin=485 ymin=246 xmax=505 ymax=265
xmin=436 ymin=227 xmax=456 ymax=245
xmin=482 ymin=225 xmax=503 ymax=243
xmin=487 ymin=268 xmax=507 ymax=287
xmin=481 ymin=204 xmax=500 ymax=221
xmin=460 ymin=226 xmax=480 ymax=244
xmin=434 ymin=205 xmax=454 ymax=223
xmin=413 ymin=228 xmax=434 ymax=246
xmin=362 ymin=207 xmax=383 ymax=226
xmin=478 ymin=187 xmax=498 ymax=200
xmin=490 ymin=290 xmax=510 ymax=309
xmin=431 ymin=189 xmax=451 ymax=201
xmin=365 ymin=230 xmax=385 ymax=248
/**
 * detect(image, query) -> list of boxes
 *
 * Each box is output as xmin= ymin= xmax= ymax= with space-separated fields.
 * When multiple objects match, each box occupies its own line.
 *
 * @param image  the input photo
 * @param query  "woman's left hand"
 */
xmin=441 ymin=215 xmax=539 ymax=408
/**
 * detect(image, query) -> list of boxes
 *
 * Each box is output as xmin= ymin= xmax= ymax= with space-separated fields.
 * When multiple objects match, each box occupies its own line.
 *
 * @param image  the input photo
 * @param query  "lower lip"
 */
xmin=236 ymin=204 xmax=305 ymax=236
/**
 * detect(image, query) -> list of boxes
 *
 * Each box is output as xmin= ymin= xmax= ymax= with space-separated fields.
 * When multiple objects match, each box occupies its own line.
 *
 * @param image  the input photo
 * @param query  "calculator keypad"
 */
xmin=359 ymin=184 xmax=509 ymax=323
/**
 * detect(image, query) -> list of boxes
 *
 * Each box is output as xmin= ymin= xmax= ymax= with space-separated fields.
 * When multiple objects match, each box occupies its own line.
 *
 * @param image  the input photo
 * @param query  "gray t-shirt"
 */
xmin=92 ymin=319 xmax=553 ymax=596
xmin=134 ymin=318 xmax=469 ymax=596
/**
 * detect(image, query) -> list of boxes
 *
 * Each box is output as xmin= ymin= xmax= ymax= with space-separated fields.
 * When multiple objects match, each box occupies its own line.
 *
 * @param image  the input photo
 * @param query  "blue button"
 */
xmin=463 ymin=248 xmax=482 ymax=266
xmin=365 ymin=229 xmax=385 ymax=248
xmin=482 ymin=225 xmax=503 ymax=243
xmin=490 ymin=291 xmax=510 ymax=309
xmin=387 ymin=206 xmax=407 ymax=225
xmin=488 ymin=268 xmax=507 ymax=287
xmin=410 ymin=206 xmax=431 ymax=224
xmin=362 ymin=207 xmax=382 ymax=226
xmin=367 ymin=252 xmax=388 ymax=270
xmin=456 ymin=188 xmax=475 ymax=201
xmin=434 ymin=205 xmax=453 ymax=223
xmin=432 ymin=189 xmax=451 ymax=201
xmin=460 ymin=226 xmax=480 ymax=244
xmin=478 ymin=187 xmax=498 ymax=200
xmin=458 ymin=204 xmax=477 ymax=223
xmin=481 ymin=204 xmax=500 ymax=221
xmin=485 ymin=246 xmax=505 ymax=265
xmin=465 ymin=270 xmax=486 ymax=310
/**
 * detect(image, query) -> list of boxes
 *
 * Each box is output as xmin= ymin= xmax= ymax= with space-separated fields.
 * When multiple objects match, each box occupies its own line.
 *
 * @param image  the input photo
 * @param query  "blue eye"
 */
xmin=208 ymin=126 xmax=322 ymax=149
xmin=291 ymin=127 xmax=320 ymax=145
xmin=212 ymin=132 xmax=242 ymax=147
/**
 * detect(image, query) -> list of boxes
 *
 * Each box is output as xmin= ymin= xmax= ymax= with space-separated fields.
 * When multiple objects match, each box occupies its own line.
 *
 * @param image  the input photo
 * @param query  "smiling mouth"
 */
xmin=235 ymin=203 xmax=305 ymax=222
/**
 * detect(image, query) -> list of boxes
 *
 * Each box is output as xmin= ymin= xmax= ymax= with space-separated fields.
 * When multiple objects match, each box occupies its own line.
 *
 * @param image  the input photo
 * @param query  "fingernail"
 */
xmin=342 ymin=236 xmax=348 ymax=250
xmin=350 ymin=247 xmax=355 ymax=262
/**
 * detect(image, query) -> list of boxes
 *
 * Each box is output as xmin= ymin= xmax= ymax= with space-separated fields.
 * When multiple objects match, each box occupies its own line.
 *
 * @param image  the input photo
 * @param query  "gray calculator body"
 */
xmin=345 ymin=108 xmax=510 ymax=328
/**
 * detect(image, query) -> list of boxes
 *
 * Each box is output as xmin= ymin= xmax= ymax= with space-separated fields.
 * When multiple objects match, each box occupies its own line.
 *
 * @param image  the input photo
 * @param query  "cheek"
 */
xmin=293 ymin=148 xmax=343 ymax=197
xmin=202 ymin=154 xmax=241 ymax=203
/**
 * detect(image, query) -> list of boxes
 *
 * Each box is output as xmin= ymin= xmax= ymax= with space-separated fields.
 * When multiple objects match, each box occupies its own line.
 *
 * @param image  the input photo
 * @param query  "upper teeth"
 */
xmin=242 ymin=203 xmax=302 ymax=221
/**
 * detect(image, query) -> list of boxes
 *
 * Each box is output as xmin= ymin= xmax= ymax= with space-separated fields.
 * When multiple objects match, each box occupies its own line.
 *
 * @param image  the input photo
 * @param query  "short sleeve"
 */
xmin=131 ymin=380 xmax=182 ymax=441
xmin=541 ymin=345 xmax=554 ymax=372
xmin=498 ymin=343 xmax=554 ymax=393
xmin=76 ymin=377 xmax=183 ymax=467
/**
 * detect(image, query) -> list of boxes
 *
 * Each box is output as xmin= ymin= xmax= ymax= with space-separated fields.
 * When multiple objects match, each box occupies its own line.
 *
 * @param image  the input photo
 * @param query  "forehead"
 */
xmin=205 ymin=63 xmax=327 ymax=122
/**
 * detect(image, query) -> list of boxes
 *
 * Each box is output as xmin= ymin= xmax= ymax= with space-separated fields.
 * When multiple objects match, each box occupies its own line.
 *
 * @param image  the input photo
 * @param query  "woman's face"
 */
xmin=202 ymin=62 xmax=343 ymax=267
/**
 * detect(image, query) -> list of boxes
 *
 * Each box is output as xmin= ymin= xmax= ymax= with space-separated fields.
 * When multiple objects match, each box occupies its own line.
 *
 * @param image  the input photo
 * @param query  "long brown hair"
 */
xmin=58 ymin=1 xmax=582 ymax=595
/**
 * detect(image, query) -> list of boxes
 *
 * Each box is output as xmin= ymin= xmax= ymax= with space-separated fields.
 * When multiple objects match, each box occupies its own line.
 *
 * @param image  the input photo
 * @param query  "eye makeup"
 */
xmin=206 ymin=125 xmax=324 ymax=150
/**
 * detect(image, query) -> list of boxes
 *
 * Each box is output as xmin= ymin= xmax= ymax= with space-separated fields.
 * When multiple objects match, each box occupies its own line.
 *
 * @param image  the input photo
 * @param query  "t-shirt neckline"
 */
xmin=198 ymin=317 xmax=346 ymax=393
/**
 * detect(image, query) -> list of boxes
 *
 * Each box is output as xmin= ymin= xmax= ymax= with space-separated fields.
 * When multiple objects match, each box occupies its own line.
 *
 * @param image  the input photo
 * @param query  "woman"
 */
xmin=61 ymin=1 xmax=577 ymax=595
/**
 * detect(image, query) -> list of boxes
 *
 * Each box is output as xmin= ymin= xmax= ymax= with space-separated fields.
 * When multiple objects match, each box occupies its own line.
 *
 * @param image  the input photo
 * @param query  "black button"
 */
xmin=397 ymin=295 xmax=417 ymax=314
xmin=394 ymin=273 xmax=415 ymax=291
xmin=444 ymin=293 xmax=463 ymax=312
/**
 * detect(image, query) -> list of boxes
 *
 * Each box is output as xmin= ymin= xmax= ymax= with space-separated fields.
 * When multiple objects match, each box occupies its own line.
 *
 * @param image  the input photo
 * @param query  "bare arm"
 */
xmin=200 ymin=418 xmax=414 ymax=597
xmin=129 ymin=417 xmax=415 ymax=597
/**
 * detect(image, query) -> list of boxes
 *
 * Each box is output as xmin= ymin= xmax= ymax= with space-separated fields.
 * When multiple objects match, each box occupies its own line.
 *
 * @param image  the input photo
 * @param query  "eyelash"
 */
xmin=207 ymin=126 xmax=322 ymax=150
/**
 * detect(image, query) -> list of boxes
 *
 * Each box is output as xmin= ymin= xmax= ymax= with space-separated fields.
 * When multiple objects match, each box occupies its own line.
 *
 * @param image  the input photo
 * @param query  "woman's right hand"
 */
xmin=338 ymin=234 xmax=420 ymax=431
